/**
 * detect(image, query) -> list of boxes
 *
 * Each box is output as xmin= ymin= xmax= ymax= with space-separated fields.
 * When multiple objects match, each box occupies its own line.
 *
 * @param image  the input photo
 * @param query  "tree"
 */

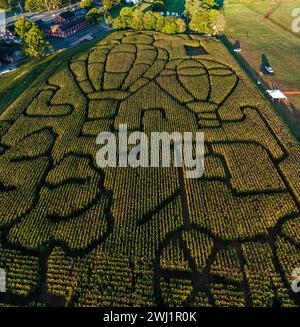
xmin=143 ymin=12 xmax=156 ymax=31
xmin=102 ymin=0 xmax=114 ymax=11
xmin=45 ymin=0 xmax=63 ymax=10
xmin=210 ymin=10 xmax=226 ymax=35
xmin=105 ymin=15 xmax=113 ymax=28
xmin=22 ymin=24 xmax=51 ymax=58
xmin=0 ymin=0 xmax=12 ymax=9
xmin=119 ymin=7 xmax=133 ymax=25
xmin=86 ymin=7 xmax=104 ymax=24
xmin=175 ymin=18 xmax=186 ymax=33
xmin=189 ymin=8 xmax=211 ymax=34
xmin=102 ymin=0 xmax=121 ymax=11
xmin=112 ymin=16 xmax=127 ymax=30
xmin=80 ymin=0 xmax=92 ymax=9
xmin=15 ymin=16 xmax=35 ymax=39
xmin=25 ymin=0 xmax=45 ymax=12
xmin=130 ymin=10 xmax=143 ymax=30
xmin=15 ymin=17 xmax=51 ymax=58
xmin=154 ymin=12 xmax=165 ymax=32
xmin=161 ymin=16 xmax=177 ymax=34
xmin=202 ymin=0 xmax=216 ymax=8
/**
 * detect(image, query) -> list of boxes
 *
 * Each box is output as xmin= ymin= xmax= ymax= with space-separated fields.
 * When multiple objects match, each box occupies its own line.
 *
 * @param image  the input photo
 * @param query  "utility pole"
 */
xmin=18 ymin=1 xmax=23 ymax=13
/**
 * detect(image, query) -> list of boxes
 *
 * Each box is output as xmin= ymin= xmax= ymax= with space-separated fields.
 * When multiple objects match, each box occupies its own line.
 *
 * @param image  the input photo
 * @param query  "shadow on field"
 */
xmin=261 ymin=54 xmax=273 ymax=74
xmin=233 ymin=40 xmax=241 ymax=50
xmin=220 ymin=35 xmax=300 ymax=142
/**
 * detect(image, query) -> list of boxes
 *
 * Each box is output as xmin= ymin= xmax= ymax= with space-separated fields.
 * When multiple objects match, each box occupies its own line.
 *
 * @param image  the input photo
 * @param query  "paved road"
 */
xmin=5 ymin=3 xmax=81 ymax=25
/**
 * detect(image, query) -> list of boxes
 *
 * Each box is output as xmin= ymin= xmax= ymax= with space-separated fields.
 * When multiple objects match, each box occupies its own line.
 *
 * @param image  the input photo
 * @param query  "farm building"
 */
xmin=50 ymin=17 xmax=89 ymax=38
xmin=34 ymin=19 xmax=51 ymax=36
xmin=266 ymin=89 xmax=287 ymax=102
xmin=55 ymin=11 xmax=76 ymax=25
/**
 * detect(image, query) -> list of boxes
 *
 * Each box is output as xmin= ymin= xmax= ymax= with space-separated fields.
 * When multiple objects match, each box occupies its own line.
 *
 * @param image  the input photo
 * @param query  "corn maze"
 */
xmin=1 ymin=31 xmax=300 ymax=307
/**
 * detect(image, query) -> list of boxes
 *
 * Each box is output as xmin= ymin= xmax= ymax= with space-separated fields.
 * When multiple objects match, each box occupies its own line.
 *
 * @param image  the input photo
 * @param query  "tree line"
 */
xmin=113 ymin=7 xmax=186 ymax=34
xmin=186 ymin=0 xmax=225 ymax=34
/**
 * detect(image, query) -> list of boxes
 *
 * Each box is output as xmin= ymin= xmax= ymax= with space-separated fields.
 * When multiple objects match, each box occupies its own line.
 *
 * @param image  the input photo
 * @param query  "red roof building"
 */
xmin=50 ymin=17 xmax=89 ymax=38
xmin=55 ymin=11 xmax=76 ymax=25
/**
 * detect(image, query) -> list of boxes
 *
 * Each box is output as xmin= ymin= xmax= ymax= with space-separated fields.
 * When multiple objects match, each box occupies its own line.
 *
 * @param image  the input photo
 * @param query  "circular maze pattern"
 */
xmin=0 ymin=31 xmax=300 ymax=307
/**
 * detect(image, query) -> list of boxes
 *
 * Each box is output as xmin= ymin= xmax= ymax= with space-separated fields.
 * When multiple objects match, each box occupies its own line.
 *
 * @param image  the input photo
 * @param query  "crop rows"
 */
xmin=0 ymin=31 xmax=300 ymax=307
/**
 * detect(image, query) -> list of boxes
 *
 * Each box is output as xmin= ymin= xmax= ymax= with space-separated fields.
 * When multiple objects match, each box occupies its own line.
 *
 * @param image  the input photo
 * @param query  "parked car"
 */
xmin=84 ymin=35 xmax=94 ymax=42
xmin=0 ymin=65 xmax=16 ymax=76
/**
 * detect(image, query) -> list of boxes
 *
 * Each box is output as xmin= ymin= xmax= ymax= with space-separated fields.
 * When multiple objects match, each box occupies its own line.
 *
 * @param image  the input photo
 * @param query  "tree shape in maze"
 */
xmin=0 ymin=31 xmax=300 ymax=307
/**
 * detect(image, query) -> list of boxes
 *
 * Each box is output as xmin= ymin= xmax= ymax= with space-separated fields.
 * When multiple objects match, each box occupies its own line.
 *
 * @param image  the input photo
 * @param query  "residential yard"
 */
xmin=224 ymin=0 xmax=300 ymax=139
xmin=0 ymin=34 xmax=108 ymax=115
xmin=164 ymin=0 xmax=185 ymax=13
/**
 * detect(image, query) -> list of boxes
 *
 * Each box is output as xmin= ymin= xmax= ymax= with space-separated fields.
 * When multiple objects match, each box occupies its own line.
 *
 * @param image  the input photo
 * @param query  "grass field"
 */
xmin=164 ymin=0 xmax=185 ymax=13
xmin=224 ymin=0 xmax=300 ymax=139
xmin=0 ymin=56 xmax=56 ymax=115
xmin=1 ymin=30 xmax=300 ymax=307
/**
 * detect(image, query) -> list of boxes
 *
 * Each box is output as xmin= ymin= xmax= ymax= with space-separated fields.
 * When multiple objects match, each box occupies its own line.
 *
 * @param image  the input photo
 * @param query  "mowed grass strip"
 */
xmin=224 ymin=1 xmax=300 ymax=136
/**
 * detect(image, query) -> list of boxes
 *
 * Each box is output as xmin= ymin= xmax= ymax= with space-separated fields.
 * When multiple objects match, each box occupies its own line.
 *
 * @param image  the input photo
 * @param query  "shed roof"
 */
xmin=59 ymin=17 xmax=87 ymax=31
xmin=58 ymin=11 xmax=76 ymax=20
xmin=266 ymin=90 xmax=287 ymax=99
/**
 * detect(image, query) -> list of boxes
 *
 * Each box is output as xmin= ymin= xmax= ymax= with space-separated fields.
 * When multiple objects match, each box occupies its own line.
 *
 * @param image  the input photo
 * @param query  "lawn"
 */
xmin=224 ymin=0 xmax=300 ymax=139
xmin=1 ymin=31 xmax=300 ymax=307
xmin=164 ymin=0 xmax=185 ymax=13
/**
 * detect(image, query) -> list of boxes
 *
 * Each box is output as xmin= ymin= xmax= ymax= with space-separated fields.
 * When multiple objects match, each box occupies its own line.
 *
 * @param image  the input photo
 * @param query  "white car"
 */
xmin=265 ymin=66 xmax=274 ymax=74
xmin=233 ymin=47 xmax=241 ymax=52
xmin=84 ymin=35 xmax=94 ymax=41
xmin=0 ymin=65 xmax=16 ymax=76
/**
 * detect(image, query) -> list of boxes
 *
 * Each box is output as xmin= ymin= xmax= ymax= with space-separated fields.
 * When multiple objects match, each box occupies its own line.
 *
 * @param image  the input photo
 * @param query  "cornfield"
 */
xmin=0 ymin=30 xmax=300 ymax=307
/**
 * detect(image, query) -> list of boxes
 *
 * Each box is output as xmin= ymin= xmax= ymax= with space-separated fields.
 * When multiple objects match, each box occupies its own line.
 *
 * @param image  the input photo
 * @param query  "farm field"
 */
xmin=1 ymin=30 xmax=300 ymax=307
xmin=224 ymin=0 xmax=300 ymax=139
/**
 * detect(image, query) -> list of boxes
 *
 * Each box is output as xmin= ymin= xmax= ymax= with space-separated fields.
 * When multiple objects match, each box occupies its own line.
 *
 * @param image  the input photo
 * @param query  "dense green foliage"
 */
xmin=186 ymin=0 xmax=225 ymax=35
xmin=86 ymin=7 xmax=105 ymax=24
xmin=15 ymin=17 xmax=51 ymax=58
xmin=113 ymin=8 xmax=186 ymax=34
xmin=24 ymin=0 xmax=69 ymax=12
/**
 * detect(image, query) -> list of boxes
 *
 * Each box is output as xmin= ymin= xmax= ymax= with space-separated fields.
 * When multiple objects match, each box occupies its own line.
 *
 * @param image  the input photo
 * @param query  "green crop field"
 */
xmin=224 ymin=0 xmax=300 ymax=138
xmin=1 ymin=30 xmax=300 ymax=307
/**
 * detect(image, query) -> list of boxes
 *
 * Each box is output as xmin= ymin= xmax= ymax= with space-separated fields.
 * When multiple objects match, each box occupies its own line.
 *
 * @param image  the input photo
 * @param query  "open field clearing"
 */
xmin=1 ymin=31 xmax=300 ymax=306
xmin=224 ymin=0 xmax=300 ymax=139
